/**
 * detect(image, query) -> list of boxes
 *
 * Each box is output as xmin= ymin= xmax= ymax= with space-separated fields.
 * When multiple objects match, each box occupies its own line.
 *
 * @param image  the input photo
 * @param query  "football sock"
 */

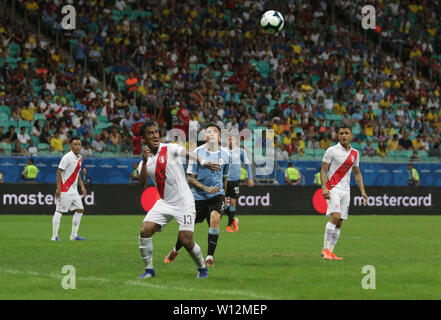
xmin=324 ymin=221 xmax=336 ymax=251
xmin=186 ymin=242 xmax=205 ymax=269
xmin=207 ymin=227 xmax=220 ymax=256
xmin=71 ymin=212 xmax=83 ymax=238
xmin=52 ymin=212 xmax=62 ymax=238
xmin=228 ymin=206 xmax=236 ymax=226
xmin=139 ymin=237 xmax=153 ymax=268
xmin=175 ymin=237 xmax=183 ymax=252
xmin=330 ymin=227 xmax=341 ymax=252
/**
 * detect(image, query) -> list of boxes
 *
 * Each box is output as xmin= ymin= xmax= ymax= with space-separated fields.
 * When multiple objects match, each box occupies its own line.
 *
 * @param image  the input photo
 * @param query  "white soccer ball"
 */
xmin=260 ymin=10 xmax=284 ymax=34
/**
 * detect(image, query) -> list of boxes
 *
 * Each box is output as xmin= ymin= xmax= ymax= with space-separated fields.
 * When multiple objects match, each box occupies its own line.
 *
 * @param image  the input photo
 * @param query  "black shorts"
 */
xmin=226 ymin=180 xmax=240 ymax=199
xmin=195 ymin=194 xmax=225 ymax=224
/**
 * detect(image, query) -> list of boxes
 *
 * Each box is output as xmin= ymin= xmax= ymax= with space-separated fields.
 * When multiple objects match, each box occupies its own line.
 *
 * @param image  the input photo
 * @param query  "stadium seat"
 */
xmin=0 ymin=112 xmax=8 ymax=122
xmin=37 ymin=143 xmax=50 ymax=151
xmin=0 ymin=105 xmax=11 ymax=116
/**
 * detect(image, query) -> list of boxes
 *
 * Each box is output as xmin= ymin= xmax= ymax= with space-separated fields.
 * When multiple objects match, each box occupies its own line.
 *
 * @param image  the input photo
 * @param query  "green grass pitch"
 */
xmin=0 ymin=214 xmax=440 ymax=300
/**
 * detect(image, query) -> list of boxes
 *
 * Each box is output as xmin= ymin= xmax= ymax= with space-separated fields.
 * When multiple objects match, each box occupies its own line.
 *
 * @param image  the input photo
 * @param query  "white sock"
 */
xmin=324 ymin=221 xmax=336 ymax=250
xmin=139 ymin=237 xmax=153 ymax=269
xmin=52 ymin=212 xmax=62 ymax=238
xmin=330 ymin=228 xmax=341 ymax=252
xmin=187 ymin=243 xmax=206 ymax=269
xmin=71 ymin=212 xmax=83 ymax=237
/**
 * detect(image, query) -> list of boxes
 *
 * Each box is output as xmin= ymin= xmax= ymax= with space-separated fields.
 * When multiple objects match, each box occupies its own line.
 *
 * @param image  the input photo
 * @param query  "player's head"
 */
xmin=28 ymin=158 xmax=34 ymax=165
xmin=143 ymin=121 xmax=160 ymax=149
xmin=204 ymin=123 xmax=221 ymax=143
xmin=336 ymin=125 xmax=353 ymax=145
xmin=70 ymin=137 xmax=82 ymax=155
xmin=408 ymin=163 xmax=414 ymax=169
xmin=228 ymin=134 xmax=238 ymax=148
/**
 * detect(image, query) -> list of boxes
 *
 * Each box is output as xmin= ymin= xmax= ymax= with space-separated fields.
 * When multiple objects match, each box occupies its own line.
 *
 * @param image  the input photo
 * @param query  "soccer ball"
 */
xmin=260 ymin=10 xmax=284 ymax=34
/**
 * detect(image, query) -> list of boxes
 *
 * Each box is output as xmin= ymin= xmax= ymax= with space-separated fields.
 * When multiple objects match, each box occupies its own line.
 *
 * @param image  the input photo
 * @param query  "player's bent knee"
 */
xmin=178 ymin=231 xmax=194 ymax=249
xmin=140 ymin=222 xmax=159 ymax=238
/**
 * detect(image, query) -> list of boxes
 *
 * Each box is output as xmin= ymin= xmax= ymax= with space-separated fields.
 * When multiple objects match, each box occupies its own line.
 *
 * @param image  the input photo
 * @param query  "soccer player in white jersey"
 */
xmin=320 ymin=125 xmax=368 ymax=260
xmin=51 ymin=137 xmax=87 ymax=241
xmin=137 ymin=121 xmax=220 ymax=279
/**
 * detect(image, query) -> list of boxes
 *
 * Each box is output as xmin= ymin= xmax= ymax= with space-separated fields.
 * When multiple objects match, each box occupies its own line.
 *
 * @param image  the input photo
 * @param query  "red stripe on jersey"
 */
xmin=61 ymin=158 xmax=82 ymax=192
xmin=155 ymin=146 xmax=168 ymax=199
xmin=326 ymin=149 xmax=358 ymax=190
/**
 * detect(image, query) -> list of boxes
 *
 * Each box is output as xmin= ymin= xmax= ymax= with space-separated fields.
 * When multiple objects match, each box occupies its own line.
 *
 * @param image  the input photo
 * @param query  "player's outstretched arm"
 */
xmin=180 ymin=149 xmax=220 ymax=171
xmin=353 ymin=166 xmax=368 ymax=204
xmin=188 ymin=174 xmax=219 ymax=194
xmin=320 ymin=162 xmax=331 ymax=200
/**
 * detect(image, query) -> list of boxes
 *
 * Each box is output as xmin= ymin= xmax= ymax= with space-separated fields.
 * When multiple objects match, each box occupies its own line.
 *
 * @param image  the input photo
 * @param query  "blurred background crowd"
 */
xmin=1 ymin=0 xmax=441 ymax=163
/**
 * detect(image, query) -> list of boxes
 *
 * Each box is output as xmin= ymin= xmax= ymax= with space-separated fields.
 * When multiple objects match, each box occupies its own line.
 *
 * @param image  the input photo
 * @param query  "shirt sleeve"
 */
xmin=167 ymin=143 xmax=185 ymax=158
xmin=322 ymin=148 xmax=332 ymax=164
xmin=354 ymin=150 xmax=360 ymax=167
xmin=187 ymin=149 xmax=199 ymax=175
xmin=58 ymin=155 xmax=68 ymax=170
xmin=137 ymin=160 xmax=144 ymax=175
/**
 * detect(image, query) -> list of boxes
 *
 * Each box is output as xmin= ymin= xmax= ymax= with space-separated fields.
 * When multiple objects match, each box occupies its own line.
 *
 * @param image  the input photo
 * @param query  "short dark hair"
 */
xmin=337 ymin=125 xmax=352 ymax=133
xmin=70 ymin=136 xmax=81 ymax=143
xmin=204 ymin=122 xmax=221 ymax=133
xmin=28 ymin=158 xmax=34 ymax=164
xmin=140 ymin=120 xmax=159 ymax=137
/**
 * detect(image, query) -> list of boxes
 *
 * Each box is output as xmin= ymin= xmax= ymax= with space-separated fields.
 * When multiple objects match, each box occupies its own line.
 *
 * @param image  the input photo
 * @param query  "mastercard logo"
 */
xmin=140 ymin=186 xmax=160 ymax=212
xmin=312 ymin=188 xmax=327 ymax=214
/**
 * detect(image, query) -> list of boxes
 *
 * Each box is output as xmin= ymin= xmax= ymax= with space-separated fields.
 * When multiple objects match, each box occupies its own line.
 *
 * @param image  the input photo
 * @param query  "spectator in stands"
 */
xmin=319 ymin=134 xmax=331 ymax=150
xmin=20 ymin=102 xmax=36 ymax=122
xmin=80 ymin=142 xmax=93 ymax=157
xmin=376 ymin=141 xmax=388 ymax=158
xmin=4 ymin=126 xmax=17 ymax=144
xmin=50 ymin=131 xmax=63 ymax=152
xmin=31 ymin=120 xmax=41 ymax=139
xmin=27 ymin=140 xmax=38 ymax=157
xmin=0 ymin=170 xmax=4 ymax=183
xmin=399 ymin=131 xmax=413 ymax=150
xmin=120 ymin=111 xmax=133 ymax=131
xmin=92 ymin=134 xmax=106 ymax=153
xmin=388 ymin=134 xmax=400 ymax=151
xmin=39 ymin=125 xmax=50 ymax=144
xmin=109 ymin=126 xmax=122 ymax=147
xmin=17 ymin=127 xmax=31 ymax=145
xmin=363 ymin=140 xmax=375 ymax=157
xmin=77 ymin=119 xmax=91 ymax=138
xmin=412 ymin=135 xmax=427 ymax=151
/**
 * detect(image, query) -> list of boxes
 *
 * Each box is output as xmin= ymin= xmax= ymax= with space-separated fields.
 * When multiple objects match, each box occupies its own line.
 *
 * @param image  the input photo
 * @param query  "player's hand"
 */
xmin=247 ymin=179 xmax=254 ymax=187
xmin=142 ymin=146 xmax=151 ymax=162
xmin=55 ymin=188 xmax=61 ymax=198
xmin=322 ymin=188 xmax=331 ymax=200
xmin=205 ymin=186 xmax=220 ymax=194
xmin=361 ymin=192 xmax=368 ymax=205
xmin=203 ymin=161 xmax=220 ymax=171
xmin=82 ymin=186 xmax=87 ymax=197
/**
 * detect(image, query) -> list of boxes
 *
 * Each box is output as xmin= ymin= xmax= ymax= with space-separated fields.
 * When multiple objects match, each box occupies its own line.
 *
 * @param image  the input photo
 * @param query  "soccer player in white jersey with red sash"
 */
xmin=51 ymin=137 xmax=87 ymax=241
xmin=320 ymin=125 xmax=368 ymax=260
xmin=137 ymin=121 xmax=220 ymax=279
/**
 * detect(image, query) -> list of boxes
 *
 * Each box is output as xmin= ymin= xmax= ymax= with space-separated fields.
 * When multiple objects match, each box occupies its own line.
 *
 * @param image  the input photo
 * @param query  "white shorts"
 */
xmin=326 ymin=188 xmax=350 ymax=220
xmin=143 ymin=199 xmax=196 ymax=232
xmin=56 ymin=193 xmax=84 ymax=213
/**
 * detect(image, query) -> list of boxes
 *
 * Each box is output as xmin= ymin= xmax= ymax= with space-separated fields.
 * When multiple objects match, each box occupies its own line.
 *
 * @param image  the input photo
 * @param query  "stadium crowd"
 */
xmin=0 ymin=0 xmax=441 ymax=162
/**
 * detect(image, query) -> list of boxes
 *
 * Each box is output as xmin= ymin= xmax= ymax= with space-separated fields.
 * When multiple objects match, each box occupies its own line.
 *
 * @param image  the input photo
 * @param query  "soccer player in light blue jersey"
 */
xmin=164 ymin=123 xmax=230 ymax=266
xmin=224 ymin=135 xmax=254 ymax=232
